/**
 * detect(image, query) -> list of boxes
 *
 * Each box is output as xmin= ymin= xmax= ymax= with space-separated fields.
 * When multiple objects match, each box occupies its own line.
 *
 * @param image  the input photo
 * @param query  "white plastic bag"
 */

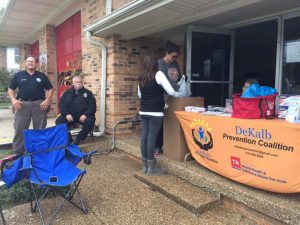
xmin=176 ymin=75 xmax=191 ymax=97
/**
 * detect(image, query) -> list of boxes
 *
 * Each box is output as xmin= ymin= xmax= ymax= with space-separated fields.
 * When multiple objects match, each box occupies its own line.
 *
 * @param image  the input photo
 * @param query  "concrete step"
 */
xmin=134 ymin=171 xmax=221 ymax=215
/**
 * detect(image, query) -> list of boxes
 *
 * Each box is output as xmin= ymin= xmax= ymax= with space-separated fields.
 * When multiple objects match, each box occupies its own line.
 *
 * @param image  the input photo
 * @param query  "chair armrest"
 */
xmin=0 ymin=154 xmax=19 ymax=177
xmin=65 ymin=144 xmax=86 ymax=165
xmin=19 ymin=156 xmax=32 ymax=171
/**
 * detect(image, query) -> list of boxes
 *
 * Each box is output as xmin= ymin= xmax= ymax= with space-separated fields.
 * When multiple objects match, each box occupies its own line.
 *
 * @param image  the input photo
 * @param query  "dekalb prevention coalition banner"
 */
xmin=175 ymin=111 xmax=300 ymax=193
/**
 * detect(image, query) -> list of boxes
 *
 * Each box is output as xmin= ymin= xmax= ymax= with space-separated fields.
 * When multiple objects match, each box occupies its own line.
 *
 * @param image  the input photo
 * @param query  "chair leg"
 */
xmin=0 ymin=202 xmax=6 ymax=225
xmin=29 ymin=176 xmax=88 ymax=225
xmin=30 ymin=183 xmax=46 ymax=225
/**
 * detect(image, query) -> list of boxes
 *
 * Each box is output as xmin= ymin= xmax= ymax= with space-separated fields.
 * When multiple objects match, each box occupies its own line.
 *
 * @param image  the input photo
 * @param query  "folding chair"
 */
xmin=20 ymin=124 xmax=96 ymax=225
xmin=0 ymin=154 xmax=19 ymax=225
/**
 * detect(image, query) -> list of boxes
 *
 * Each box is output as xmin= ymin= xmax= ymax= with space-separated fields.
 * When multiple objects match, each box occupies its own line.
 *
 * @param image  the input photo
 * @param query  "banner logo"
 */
xmin=231 ymin=156 xmax=241 ymax=170
xmin=190 ymin=119 xmax=213 ymax=151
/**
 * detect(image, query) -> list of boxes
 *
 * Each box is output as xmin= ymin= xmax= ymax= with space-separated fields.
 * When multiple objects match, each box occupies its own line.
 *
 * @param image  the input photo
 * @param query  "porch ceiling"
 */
xmin=0 ymin=0 xmax=80 ymax=47
xmin=84 ymin=0 xmax=300 ymax=40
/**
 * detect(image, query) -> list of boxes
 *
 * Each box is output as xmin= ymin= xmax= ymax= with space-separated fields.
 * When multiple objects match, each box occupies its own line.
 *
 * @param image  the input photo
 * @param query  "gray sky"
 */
xmin=0 ymin=0 xmax=8 ymax=8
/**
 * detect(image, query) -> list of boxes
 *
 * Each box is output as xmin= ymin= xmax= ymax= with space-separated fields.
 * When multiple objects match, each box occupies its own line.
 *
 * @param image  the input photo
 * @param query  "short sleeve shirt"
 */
xmin=158 ymin=59 xmax=181 ymax=91
xmin=9 ymin=70 xmax=53 ymax=101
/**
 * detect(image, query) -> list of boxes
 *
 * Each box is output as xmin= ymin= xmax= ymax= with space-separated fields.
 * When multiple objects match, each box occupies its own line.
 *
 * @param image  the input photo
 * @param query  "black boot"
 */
xmin=147 ymin=159 xmax=166 ymax=176
xmin=142 ymin=158 xmax=147 ymax=173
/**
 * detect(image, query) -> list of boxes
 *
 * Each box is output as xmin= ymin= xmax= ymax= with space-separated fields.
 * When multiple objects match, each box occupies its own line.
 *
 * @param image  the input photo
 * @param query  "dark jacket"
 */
xmin=60 ymin=87 xmax=96 ymax=119
xmin=139 ymin=79 xmax=165 ymax=112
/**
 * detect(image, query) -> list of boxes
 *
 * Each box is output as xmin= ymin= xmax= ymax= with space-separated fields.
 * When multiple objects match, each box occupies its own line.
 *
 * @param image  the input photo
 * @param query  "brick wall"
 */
xmin=0 ymin=47 xmax=6 ymax=70
xmin=39 ymin=25 xmax=58 ymax=116
xmin=81 ymin=0 xmax=105 ymax=125
xmin=105 ymin=36 xmax=165 ymax=135
xmin=19 ymin=44 xmax=31 ymax=70
xmin=81 ymin=0 xmax=185 ymax=136
xmin=112 ymin=0 xmax=132 ymax=11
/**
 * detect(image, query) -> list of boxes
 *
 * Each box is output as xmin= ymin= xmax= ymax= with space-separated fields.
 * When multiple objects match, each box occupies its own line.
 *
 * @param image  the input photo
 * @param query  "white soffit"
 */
xmin=0 ymin=0 xmax=81 ymax=47
xmin=85 ymin=0 xmax=300 ymax=40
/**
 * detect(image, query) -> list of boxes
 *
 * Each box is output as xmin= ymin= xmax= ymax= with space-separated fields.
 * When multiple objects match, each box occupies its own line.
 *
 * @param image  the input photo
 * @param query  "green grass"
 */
xmin=0 ymin=180 xmax=69 ymax=209
xmin=0 ymin=150 xmax=13 ymax=158
xmin=0 ymin=102 xmax=9 ymax=107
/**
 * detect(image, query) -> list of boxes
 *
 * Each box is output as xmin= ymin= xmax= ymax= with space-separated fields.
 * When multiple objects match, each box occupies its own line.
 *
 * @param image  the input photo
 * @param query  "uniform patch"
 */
xmin=83 ymin=93 xmax=88 ymax=98
xmin=36 ymin=78 xmax=42 ymax=82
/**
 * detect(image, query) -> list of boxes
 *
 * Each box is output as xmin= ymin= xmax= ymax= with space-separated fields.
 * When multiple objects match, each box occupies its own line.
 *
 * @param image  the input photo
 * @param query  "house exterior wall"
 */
xmin=19 ymin=44 xmax=31 ymax=69
xmin=112 ymin=0 xmax=132 ymax=11
xmin=15 ymin=0 xmax=185 ymax=135
xmin=39 ymin=25 xmax=57 ymax=116
xmin=80 ymin=0 xmax=186 ymax=135
xmin=81 ymin=0 xmax=105 ymax=126
xmin=0 ymin=47 xmax=6 ymax=70
xmin=81 ymin=0 xmax=165 ymax=135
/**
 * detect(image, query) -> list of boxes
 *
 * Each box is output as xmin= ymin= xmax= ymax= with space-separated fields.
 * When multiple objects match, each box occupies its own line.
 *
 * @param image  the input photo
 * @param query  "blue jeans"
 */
xmin=140 ymin=115 xmax=163 ymax=160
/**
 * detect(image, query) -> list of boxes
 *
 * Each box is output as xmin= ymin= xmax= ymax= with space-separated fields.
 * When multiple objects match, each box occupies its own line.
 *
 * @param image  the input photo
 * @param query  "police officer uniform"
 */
xmin=55 ymin=87 xmax=96 ymax=144
xmin=9 ymin=70 xmax=53 ymax=154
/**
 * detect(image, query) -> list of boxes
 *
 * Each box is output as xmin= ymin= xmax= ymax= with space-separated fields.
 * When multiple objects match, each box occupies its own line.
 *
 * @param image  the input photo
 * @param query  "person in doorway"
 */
xmin=155 ymin=41 xmax=181 ymax=155
xmin=242 ymin=78 xmax=259 ymax=93
xmin=55 ymin=75 xmax=96 ymax=145
xmin=138 ymin=55 xmax=180 ymax=176
xmin=8 ymin=55 xmax=54 ymax=156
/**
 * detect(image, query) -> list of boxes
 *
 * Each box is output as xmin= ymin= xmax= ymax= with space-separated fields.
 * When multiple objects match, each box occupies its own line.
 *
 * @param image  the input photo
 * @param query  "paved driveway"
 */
xmin=0 ymin=108 xmax=56 ymax=145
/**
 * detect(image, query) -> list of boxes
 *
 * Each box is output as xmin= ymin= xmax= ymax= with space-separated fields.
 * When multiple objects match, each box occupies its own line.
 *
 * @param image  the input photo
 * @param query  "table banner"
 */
xmin=175 ymin=111 xmax=300 ymax=193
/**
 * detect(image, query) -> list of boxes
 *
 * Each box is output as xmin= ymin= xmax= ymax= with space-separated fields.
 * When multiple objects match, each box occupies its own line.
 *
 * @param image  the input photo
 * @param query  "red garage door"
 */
xmin=31 ymin=41 xmax=39 ymax=59
xmin=56 ymin=11 xmax=81 ymax=111
xmin=56 ymin=11 xmax=81 ymax=73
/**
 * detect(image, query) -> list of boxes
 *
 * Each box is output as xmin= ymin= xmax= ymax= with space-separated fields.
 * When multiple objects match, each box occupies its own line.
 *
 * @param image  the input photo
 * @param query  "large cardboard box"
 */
xmin=163 ymin=97 xmax=204 ymax=161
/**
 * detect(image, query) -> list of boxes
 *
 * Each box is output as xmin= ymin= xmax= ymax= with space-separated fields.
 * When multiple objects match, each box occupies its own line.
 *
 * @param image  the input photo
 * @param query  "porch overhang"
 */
xmin=0 ymin=0 xmax=81 ymax=46
xmin=84 ymin=0 xmax=300 ymax=40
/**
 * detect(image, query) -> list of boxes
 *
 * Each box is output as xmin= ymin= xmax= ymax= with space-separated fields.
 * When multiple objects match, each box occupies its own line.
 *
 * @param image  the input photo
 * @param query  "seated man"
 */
xmin=56 ymin=75 xmax=96 ymax=145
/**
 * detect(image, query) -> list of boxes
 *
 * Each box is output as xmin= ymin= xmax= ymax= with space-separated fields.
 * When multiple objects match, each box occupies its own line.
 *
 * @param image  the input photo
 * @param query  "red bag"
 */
xmin=232 ymin=93 xmax=278 ymax=119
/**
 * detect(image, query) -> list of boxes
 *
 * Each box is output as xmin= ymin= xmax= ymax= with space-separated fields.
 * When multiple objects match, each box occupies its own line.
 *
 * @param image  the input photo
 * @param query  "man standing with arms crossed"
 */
xmin=7 ymin=55 xmax=54 ymax=155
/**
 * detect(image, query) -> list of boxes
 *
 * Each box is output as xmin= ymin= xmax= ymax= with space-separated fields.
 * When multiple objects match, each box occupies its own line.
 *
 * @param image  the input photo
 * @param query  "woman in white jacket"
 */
xmin=138 ymin=55 xmax=180 ymax=175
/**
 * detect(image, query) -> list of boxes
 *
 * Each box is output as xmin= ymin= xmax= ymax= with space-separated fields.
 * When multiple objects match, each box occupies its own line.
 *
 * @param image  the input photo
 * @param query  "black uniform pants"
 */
xmin=55 ymin=115 xmax=95 ymax=143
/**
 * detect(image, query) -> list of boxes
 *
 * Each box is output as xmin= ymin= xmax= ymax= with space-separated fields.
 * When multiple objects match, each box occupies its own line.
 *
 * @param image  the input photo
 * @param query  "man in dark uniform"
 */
xmin=56 ymin=75 xmax=96 ymax=145
xmin=7 ymin=55 xmax=54 ymax=155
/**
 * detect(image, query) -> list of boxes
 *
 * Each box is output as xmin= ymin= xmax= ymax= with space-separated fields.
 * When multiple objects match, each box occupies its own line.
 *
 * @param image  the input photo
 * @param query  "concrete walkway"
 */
xmin=0 ymin=108 xmax=55 ymax=146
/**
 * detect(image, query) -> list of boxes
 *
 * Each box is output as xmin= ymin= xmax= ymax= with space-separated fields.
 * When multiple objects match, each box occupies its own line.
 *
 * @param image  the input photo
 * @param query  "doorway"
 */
xmin=187 ymin=29 xmax=232 ymax=106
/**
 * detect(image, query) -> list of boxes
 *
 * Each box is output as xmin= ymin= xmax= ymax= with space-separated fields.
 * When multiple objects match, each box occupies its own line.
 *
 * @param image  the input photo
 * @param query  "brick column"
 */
xmin=19 ymin=44 xmax=31 ymax=70
xmin=39 ymin=24 xmax=57 ymax=116
xmin=0 ymin=47 xmax=7 ymax=70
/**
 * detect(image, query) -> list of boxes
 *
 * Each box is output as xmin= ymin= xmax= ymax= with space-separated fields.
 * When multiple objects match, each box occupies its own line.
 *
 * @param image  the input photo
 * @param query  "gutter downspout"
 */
xmin=106 ymin=0 xmax=112 ymax=15
xmin=86 ymin=31 xmax=107 ymax=136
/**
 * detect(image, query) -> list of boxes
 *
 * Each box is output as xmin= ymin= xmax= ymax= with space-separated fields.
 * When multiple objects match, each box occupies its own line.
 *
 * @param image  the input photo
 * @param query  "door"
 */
xmin=186 ymin=27 xmax=234 ymax=107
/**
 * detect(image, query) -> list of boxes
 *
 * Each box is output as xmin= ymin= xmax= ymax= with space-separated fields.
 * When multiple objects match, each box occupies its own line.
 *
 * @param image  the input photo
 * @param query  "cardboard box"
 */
xmin=163 ymin=97 xmax=204 ymax=162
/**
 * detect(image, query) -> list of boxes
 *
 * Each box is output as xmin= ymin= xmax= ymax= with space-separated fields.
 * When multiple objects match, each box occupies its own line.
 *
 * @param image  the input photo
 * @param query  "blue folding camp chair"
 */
xmin=15 ymin=124 xmax=96 ymax=225
xmin=0 ymin=154 xmax=19 ymax=225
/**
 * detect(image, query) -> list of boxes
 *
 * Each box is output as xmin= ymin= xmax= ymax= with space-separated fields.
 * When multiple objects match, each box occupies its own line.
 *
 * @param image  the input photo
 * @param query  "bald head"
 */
xmin=72 ymin=76 xmax=83 ymax=90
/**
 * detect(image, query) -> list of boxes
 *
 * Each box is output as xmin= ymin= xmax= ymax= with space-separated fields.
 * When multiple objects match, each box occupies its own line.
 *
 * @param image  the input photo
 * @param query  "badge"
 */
xmin=36 ymin=78 xmax=42 ymax=82
xmin=83 ymin=93 xmax=87 ymax=98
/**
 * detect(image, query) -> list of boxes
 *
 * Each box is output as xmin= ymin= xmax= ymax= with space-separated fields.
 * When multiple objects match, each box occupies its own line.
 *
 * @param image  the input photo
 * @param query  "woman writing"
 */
xmin=138 ymin=55 xmax=180 ymax=175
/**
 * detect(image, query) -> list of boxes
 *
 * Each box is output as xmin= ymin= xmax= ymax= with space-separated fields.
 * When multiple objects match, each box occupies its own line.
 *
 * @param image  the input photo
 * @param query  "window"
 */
xmin=282 ymin=16 xmax=300 ymax=94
